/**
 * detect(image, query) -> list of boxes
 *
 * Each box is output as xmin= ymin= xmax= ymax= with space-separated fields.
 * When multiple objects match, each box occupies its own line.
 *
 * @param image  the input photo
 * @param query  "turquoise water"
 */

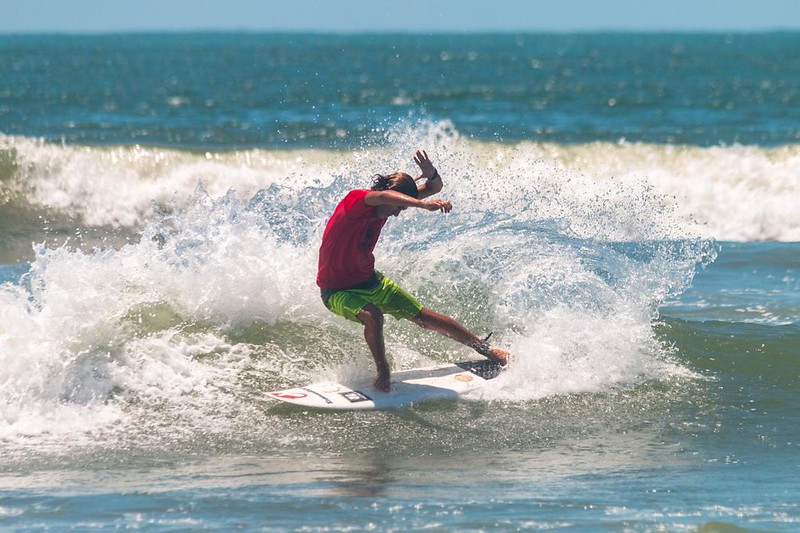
xmin=2 ymin=33 xmax=800 ymax=148
xmin=1 ymin=33 xmax=799 ymax=531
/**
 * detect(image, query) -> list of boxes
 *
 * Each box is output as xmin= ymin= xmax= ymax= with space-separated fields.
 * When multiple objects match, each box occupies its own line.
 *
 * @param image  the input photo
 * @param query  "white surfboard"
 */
xmin=266 ymin=359 xmax=504 ymax=410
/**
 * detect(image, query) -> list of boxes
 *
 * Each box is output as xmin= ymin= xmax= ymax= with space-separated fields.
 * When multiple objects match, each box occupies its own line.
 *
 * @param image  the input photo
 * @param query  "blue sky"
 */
xmin=2 ymin=0 xmax=800 ymax=33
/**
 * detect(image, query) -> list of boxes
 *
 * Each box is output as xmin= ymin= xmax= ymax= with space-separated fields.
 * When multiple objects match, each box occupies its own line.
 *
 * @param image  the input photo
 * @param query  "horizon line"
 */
xmin=3 ymin=27 xmax=800 ymax=37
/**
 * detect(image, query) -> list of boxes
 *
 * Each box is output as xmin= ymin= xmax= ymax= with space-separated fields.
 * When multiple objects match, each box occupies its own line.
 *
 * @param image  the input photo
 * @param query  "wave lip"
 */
xmin=3 ymin=132 xmax=799 ymax=244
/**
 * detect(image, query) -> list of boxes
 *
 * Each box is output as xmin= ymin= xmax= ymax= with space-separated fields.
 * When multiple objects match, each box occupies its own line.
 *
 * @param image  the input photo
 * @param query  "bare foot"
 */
xmin=374 ymin=373 xmax=391 ymax=392
xmin=487 ymin=347 xmax=510 ymax=366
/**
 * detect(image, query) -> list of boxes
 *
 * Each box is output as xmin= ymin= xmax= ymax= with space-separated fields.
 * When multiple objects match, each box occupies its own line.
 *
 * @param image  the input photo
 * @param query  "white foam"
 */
xmin=501 ymin=140 xmax=800 ymax=242
xmin=0 ymin=122 xmax=718 ymax=447
xmin=1 ymin=134 xmax=350 ymax=228
xmin=0 ymin=189 xmax=326 ymax=445
xmin=3 ymin=129 xmax=800 ymax=240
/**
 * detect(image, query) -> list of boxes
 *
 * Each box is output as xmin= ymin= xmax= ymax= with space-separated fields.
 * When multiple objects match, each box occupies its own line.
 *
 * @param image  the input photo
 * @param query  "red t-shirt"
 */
xmin=317 ymin=189 xmax=387 ymax=290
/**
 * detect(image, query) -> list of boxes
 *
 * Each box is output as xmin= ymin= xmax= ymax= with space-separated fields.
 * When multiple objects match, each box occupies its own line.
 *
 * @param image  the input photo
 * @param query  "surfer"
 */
xmin=317 ymin=149 xmax=510 ymax=392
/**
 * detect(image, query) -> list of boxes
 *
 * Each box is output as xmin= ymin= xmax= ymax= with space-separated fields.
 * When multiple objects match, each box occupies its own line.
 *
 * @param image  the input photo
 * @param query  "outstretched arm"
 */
xmin=364 ymin=190 xmax=452 ymax=213
xmin=412 ymin=150 xmax=443 ymax=200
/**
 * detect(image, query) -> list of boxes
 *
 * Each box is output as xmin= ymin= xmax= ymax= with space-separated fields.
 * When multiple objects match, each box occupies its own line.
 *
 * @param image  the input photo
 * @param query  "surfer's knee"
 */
xmin=358 ymin=304 xmax=384 ymax=330
xmin=410 ymin=308 xmax=431 ymax=329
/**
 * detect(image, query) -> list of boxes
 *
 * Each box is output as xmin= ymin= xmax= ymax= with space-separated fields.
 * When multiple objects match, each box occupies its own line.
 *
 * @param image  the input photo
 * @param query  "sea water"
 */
xmin=0 ymin=33 xmax=799 ymax=531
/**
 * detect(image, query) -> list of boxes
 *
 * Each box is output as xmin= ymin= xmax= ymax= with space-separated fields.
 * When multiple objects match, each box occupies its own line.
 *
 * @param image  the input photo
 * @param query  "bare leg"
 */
xmin=411 ymin=307 xmax=509 ymax=364
xmin=357 ymin=304 xmax=391 ymax=392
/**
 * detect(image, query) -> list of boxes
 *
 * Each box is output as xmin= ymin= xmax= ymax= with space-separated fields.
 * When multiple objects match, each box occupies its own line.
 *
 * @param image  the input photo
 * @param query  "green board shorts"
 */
xmin=321 ymin=272 xmax=423 ymax=323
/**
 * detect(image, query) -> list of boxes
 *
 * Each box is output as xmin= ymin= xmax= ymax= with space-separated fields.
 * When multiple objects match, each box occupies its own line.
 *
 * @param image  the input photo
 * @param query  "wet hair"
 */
xmin=370 ymin=172 xmax=419 ymax=199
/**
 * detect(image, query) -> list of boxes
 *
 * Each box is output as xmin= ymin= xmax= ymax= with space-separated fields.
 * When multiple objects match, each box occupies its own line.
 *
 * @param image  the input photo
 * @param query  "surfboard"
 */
xmin=266 ymin=359 xmax=504 ymax=410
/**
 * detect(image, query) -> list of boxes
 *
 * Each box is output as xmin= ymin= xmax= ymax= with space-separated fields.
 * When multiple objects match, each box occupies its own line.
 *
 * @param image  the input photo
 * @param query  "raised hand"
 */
xmin=413 ymin=149 xmax=437 ymax=180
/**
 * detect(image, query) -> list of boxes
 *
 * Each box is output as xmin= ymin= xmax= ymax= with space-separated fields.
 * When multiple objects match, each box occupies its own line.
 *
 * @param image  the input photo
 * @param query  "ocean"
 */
xmin=0 ymin=32 xmax=798 ymax=531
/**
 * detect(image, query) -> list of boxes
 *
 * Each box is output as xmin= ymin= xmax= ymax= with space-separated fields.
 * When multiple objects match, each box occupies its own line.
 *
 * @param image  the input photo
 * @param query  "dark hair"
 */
xmin=370 ymin=172 xmax=419 ymax=199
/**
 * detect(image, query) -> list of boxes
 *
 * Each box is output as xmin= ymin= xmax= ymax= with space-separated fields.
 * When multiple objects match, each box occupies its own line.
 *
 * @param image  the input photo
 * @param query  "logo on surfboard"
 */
xmin=340 ymin=390 xmax=371 ymax=403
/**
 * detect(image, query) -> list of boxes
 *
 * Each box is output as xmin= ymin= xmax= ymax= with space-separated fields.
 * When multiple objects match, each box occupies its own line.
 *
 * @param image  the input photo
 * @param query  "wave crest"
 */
xmin=2 ymin=129 xmax=798 ymax=242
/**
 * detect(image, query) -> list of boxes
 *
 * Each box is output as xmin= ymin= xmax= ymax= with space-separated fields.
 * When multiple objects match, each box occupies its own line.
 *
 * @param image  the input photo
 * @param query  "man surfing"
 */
xmin=317 ymin=150 xmax=510 ymax=392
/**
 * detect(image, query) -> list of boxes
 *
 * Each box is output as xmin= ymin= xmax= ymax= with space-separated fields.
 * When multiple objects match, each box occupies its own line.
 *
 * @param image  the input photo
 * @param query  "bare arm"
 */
xmin=364 ymin=190 xmax=452 ymax=212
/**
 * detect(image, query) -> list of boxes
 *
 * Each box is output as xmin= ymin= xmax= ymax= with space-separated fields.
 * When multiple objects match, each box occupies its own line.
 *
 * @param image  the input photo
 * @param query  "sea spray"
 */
xmin=0 ymin=122 xmax=715 ymax=450
xmin=3 ymin=130 xmax=799 ymax=243
xmin=0 ymin=189 xmax=319 ymax=447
